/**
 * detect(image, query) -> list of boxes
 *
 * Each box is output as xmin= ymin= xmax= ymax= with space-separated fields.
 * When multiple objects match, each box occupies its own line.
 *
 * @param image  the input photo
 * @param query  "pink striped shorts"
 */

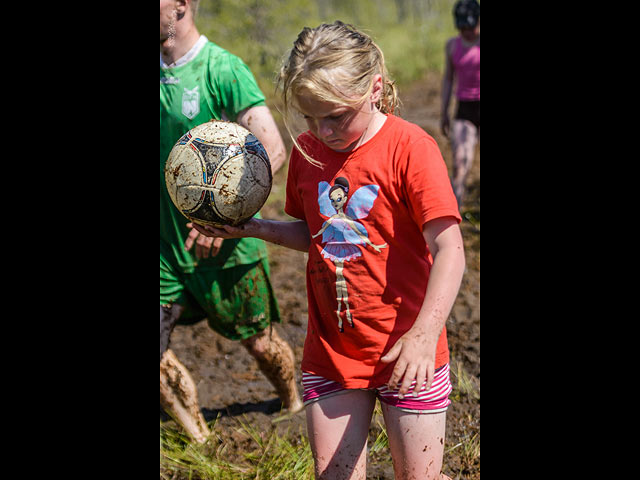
xmin=302 ymin=364 xmax=452 ymax=414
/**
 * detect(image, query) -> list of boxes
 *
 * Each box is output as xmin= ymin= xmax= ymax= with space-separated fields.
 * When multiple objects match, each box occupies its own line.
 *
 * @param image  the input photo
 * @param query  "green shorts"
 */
xmin=160 ymin=257 xmax=281 ymax=341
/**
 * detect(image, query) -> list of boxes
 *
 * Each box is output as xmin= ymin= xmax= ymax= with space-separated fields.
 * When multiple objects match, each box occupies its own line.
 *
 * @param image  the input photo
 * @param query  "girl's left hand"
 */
xmin=379 ymin=326 xmax=437 ymax=399
xmin=188 ymin=221 xmax=250 ymax=239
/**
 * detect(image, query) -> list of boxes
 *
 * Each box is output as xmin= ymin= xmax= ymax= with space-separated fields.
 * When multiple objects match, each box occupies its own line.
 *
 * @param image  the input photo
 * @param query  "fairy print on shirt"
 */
xmin=312 ymin=177 xmax=387 ymax=332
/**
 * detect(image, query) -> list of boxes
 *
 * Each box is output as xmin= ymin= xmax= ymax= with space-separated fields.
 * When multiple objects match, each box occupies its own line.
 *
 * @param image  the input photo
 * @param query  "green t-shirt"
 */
xmin=160 ymin=36 xmax=268 ymax=273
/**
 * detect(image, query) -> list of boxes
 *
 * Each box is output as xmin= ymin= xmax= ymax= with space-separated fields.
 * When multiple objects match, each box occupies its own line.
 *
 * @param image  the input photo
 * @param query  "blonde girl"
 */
xmin=193 ymin=21 xmax=464 ymax=480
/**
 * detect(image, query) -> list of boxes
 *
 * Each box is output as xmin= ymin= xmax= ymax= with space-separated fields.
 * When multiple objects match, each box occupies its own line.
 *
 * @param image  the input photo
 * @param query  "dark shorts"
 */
xmin=455 ymin=100 xmax=480 ymax=130
xmin=160 ymin=257 xmax=281 ymax=341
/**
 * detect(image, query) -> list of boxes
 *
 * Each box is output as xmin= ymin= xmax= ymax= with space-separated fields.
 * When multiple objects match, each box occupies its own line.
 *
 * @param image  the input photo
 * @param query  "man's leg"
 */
xmin=241 ymin=326 xmax=303 ymax=414
xmin=160 ymin=303 xmax=210 ymax=443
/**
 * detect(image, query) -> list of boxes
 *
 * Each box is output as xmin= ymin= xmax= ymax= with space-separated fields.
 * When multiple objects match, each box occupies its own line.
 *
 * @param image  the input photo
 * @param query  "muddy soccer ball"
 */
xmin=165 ymin=120 xmax=272 ymax=227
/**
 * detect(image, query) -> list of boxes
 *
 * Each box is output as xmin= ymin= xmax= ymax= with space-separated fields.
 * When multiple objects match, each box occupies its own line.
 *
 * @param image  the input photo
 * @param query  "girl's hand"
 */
xmin=380 ymin=217 xmax=465 ymax=400
xmin=188 ymin=219 xmax=255 ymax=240
xmin=379 ymin=326 xmax=437 ymax=399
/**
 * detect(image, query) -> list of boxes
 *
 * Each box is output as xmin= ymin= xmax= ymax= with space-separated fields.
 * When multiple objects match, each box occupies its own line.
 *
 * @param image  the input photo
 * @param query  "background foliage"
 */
xmin=195 ymin=0 xmax=458 ymax=99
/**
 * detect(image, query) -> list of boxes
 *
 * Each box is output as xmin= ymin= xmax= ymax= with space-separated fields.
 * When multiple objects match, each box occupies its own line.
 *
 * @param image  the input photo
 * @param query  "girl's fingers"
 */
xmin=397 ymin=364 xmax=418 ymax=399
xmin=414 ymin=364 xmax=428 ymax=397
xmin=424 ymin=364 xmax=435 ymax=392
xmin=380 ymin=340 xmax=402 ymax=364
xmin=188 ymin=222 xmax=218 ymax=237
xmin=387 ymin=359 xmax=407 ymax=391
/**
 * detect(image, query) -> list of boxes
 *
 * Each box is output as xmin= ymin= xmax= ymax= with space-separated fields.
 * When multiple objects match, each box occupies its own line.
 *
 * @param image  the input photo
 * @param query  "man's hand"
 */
xmin=184 ymin=226 xmax=224 ymax=259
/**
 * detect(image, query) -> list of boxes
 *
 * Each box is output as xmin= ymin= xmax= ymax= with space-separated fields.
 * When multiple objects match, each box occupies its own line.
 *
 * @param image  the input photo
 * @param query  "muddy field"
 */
xmin=163 ymin=72 xmax=480 ymax=479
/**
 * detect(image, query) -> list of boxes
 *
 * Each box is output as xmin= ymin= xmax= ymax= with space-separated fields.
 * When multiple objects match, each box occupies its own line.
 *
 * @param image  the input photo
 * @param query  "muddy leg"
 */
xmin=160 ymin=349 xmax=211 ymax=443
xmin=160 ymin=303 xmax=210 ymax=443
xmin=242 ymin=326 xmax=303 ymax=413
xmin=306 ymin=389 xmax=376 ymax=480
xmin=451 ymin=119 xmax=479 ymax=208
xmin=381 ymin=403 xmax=447 ymax=480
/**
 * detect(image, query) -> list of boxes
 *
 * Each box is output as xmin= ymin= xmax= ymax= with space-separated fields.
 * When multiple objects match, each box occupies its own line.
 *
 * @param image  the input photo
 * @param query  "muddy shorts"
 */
xmin=302 ymin=364 xmax=452 ymax=414
xmin=160 ymin=257 xmax=281 ymax=341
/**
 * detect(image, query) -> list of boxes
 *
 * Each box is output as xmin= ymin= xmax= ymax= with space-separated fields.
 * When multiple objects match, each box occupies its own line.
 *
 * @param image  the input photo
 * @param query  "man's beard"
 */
xmin=160 ymin=16 xmax=177 ymax=47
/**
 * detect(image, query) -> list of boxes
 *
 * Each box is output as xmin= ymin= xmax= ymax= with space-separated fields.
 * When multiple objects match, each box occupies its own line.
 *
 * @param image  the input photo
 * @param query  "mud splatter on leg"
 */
xmin=160 ymin=349 xmax=211 ymax=443
xmin=242 ymin=326 xmax=303 ymax=412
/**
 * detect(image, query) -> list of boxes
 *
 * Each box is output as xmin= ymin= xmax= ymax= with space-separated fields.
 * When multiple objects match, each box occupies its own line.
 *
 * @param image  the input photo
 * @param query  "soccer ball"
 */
xmin=165 ymin=120 xmax=272 ymax=227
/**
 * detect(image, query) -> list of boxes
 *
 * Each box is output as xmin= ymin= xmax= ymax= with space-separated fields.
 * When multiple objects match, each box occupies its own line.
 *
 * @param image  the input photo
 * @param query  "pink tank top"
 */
xmin=452 ymin=36 xmax=480 ymax=101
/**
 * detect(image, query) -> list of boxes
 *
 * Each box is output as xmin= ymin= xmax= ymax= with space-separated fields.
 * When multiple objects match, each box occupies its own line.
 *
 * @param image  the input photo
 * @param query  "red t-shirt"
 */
xmin=285 ymin=114 xmax=461 ymax=389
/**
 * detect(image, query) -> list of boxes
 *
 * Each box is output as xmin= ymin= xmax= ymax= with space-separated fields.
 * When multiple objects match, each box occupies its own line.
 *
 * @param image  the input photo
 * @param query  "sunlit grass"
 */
xmin=447 ymin=430 xmax=480 ymax=472
xmin=195 ymin=0 xmax=458 ymax=97
xmin=160 ymin=414 xmax=314 ymax=480
xmin=450 ymin=358 xmax=480 ymax=402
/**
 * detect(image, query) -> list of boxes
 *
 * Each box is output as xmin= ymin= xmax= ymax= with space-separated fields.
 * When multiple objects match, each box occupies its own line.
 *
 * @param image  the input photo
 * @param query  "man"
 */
xmin=160 ymin=0 xmax=302 ymax=443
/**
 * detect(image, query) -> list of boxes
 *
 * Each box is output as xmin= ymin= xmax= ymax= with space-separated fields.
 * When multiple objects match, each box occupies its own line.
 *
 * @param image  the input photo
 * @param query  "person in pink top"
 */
xmin=441 ymin=0 xmax=480 ymax=210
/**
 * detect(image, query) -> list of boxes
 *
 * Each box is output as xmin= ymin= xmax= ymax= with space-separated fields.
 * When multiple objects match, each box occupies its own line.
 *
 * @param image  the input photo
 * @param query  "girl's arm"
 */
xmin=189 ymin=218 xmax=311 ymax=252
xmin=440 ymin=38 xmax=456 ymax=138
xmin=380 ymin=216 xmax=465 ymax=398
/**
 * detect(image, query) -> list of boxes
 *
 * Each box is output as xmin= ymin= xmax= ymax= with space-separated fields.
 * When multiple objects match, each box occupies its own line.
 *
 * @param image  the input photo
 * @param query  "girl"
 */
xmin=193 ymin=21 xmax=465 ymax=480
xmin=440 ymin=0 xmax=480 ymax=209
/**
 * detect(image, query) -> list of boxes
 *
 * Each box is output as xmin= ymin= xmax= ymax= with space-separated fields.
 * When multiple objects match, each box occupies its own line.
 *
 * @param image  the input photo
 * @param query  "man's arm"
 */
xmin=237 ymin=105 xmax=287 ymax=175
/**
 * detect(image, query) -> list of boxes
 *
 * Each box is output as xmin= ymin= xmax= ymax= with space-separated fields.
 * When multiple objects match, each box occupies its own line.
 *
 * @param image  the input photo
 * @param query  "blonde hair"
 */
xmin=277 ymin=21 xmax=399 ymax=168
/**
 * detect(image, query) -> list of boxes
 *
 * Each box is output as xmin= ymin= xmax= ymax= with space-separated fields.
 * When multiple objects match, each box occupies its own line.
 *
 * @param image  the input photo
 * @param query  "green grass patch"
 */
xmin=161 ymin=415 xmax=315 ymax=480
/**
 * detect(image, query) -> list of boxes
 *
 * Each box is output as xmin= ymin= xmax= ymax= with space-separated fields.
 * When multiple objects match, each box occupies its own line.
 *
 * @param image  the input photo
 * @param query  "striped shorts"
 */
xmin=302 ymin=364 xmax=452 ymax=414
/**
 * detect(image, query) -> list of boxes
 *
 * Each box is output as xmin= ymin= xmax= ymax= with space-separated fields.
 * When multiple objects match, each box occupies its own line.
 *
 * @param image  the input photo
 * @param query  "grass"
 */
xmin=159 ymin=404 xmax=391 ymax=479
xmin=160 ymin=410 xmax=387 ymax=480
xmin=447 ymin=431 xmax=480 ymax=472
xmin=161 ymin=414 xmax=314 ymax=480
xmin=450 ymin=358 xmax=480 ymax=402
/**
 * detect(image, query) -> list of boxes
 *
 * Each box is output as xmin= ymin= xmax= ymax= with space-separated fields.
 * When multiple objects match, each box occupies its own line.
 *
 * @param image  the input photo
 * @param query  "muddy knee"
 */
xmin=160 ymin=349 xmax=211 ymax=443
xmin=241 ymin=327 xmax=298 ymax=401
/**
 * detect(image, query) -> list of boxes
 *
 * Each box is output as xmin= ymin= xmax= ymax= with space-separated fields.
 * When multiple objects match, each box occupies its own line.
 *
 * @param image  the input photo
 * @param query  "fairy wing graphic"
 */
xmin=317 ymin=181 xmax=334 ymax=217
xmin=318 ymin=182 xmax=381 ymax=219
xmin=345 ymin=185 xmax=380 ymax=219
xmin=341 ymin=219 xmax=368 ymax=245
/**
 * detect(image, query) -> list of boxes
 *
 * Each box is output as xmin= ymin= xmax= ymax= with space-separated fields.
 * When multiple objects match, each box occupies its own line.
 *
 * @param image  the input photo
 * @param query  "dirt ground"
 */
xmin=163 ymin=72 xmax=480 ymax=479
